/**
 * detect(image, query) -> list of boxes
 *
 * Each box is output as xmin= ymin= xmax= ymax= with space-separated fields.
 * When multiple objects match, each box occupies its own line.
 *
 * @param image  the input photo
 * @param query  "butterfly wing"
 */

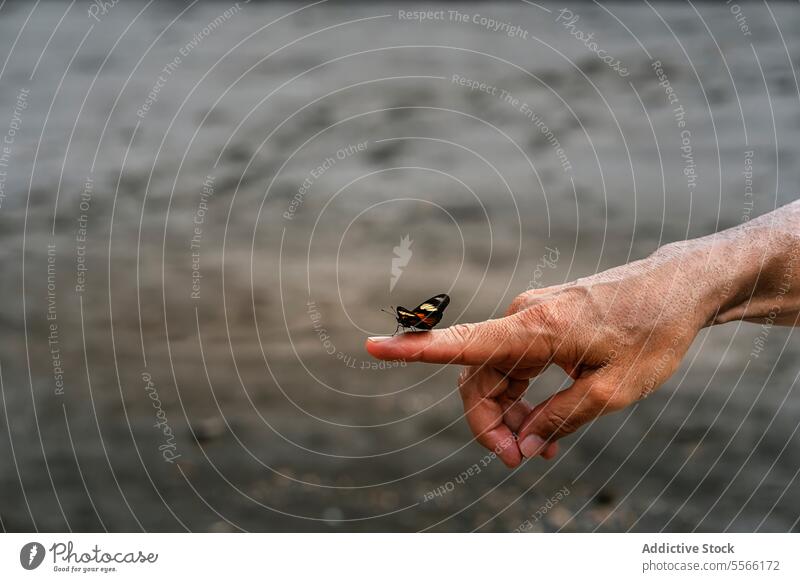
xmin=395 ymin=306 xmax=424 ymax=328
xmin=413 ymin=294 xmax=450 ymax=313
xmin=409 ymin=294 xmax=450 ymax=330
xmin=391 ymin=294 xmax=450 ymax=331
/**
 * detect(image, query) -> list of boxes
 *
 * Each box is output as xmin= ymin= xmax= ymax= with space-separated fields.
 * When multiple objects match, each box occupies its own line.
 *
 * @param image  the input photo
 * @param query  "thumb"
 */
xmin=365 ymin=312 xmax=548 ymax=366
xmin=516 ymin=377 xmax=625 ymax=457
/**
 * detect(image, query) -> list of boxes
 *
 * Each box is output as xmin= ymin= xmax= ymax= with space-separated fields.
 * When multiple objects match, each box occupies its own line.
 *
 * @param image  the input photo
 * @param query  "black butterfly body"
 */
xmin=386 ymin=294 xmax=450 ymax=335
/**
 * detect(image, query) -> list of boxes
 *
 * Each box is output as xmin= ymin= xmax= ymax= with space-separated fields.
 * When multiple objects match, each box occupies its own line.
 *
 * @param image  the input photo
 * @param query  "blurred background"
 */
xmin=0 ymin=0 xmax=799 ymax=532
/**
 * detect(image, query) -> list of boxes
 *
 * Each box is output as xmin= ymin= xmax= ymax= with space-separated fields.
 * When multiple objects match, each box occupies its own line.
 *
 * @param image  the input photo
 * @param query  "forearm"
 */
xmin=656 ymin=200 xmax=800 ymax=328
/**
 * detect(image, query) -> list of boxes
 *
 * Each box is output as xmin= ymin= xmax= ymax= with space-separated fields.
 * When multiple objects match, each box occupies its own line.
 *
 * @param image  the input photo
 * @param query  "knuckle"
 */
xmin=438 ymin=323 xmax=479 ymax=364
xmin=519 ymin=302 xmax=556 ymax=333
xmin=506 ymin=292 xmax=533 ymax=316
xmin=543 ymin=407 xmax=580 ymax=437
xmin=558 ymin=285 xmax=598 ymax=324
xmin=446 ymin=323 xmax=475 ymax=344
xmin=586 ymin=381 xmax=628 ymax=412
xmin=514 ymin=305 xmax=557 ymax=355
xmin=445 ymin=323 xmax=476 ymax=350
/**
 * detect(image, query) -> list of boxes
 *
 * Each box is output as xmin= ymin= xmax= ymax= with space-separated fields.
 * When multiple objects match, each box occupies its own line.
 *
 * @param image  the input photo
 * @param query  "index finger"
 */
xmin=365 ymin=312 xmax=548 ymax=366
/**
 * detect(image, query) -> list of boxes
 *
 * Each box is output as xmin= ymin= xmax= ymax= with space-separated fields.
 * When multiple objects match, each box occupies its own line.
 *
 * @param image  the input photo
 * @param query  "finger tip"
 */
xmin=365 ymin=336 xmax=396 ymax=358
xmin=364 ymin=339 xmax=379 ymax=356
xmin=367 ymin=333 xmax=428 ymax=362
xmin=500 ymin=451 xmax=522 ymax=468
xmin=500 ymin=440 xmax=524 ymax=468
xmin=541 ymin=442 xmax=559 ymax=460
xmin=519 ymin=434 xmax=546 ymax=458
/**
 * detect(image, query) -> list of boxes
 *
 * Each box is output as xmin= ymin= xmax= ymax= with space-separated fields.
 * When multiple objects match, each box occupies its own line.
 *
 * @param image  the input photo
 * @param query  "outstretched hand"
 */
xmin=366 ymin=204 xmax=800 ymax=468
xmin=366 ymin=250 xmax=711 ymax=468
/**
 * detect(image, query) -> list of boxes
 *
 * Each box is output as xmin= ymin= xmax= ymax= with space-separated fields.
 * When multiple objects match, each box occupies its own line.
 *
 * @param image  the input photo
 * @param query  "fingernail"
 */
xmin=520 ymin=434 xmax=546 ymax=458
xmin=367 ymin=336 xmax=392 ymax=342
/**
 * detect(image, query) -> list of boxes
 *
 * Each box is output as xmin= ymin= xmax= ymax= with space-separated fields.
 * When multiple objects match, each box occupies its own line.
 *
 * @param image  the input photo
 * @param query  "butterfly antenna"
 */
xmin=379 ymin=307 xmax=395 ymax=316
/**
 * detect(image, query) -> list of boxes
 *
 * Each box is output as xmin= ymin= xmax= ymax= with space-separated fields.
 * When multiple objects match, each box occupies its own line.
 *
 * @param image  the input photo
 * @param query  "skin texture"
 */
xmin=366 ymin=200 xmax=800 ymax=468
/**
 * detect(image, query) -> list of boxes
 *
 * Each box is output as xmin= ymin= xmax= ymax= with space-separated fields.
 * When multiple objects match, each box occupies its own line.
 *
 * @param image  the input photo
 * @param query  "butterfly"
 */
xmin=382 ymin=294 xmax=450 ymax=335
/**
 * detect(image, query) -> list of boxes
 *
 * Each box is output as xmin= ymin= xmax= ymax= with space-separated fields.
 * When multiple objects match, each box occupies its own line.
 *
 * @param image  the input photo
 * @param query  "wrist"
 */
xmin=645 ymin=236 xmax=736 ymax=330
xmin=653 ymin=225 xmax=800 ymax=328
xmin=714 ymin=225 xmax=800 ymax=324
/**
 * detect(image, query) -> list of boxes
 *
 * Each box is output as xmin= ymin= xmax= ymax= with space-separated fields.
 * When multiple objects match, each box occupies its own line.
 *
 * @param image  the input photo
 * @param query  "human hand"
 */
xmin=365 ymin=247 xmax=714 ymax=468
